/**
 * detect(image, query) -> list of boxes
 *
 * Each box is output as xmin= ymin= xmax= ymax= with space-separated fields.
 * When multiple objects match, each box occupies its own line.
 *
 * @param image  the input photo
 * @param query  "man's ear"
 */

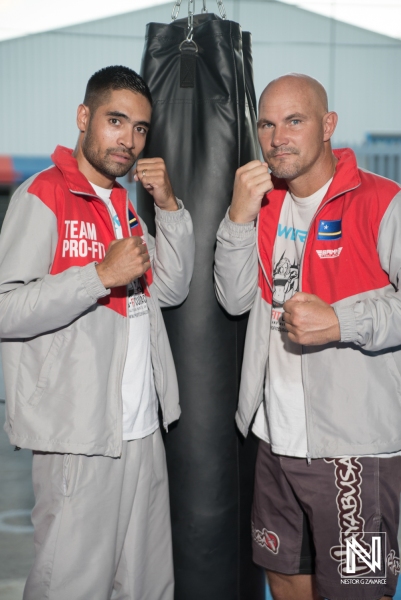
xmin=77 ymin=104 xmax=90 ymax=133
xmin=323 ymin=111 xmax=338 ymax=142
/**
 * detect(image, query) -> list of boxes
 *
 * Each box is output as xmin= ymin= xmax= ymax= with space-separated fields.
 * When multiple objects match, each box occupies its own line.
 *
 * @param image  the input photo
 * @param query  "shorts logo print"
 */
xmin=325 ymin=457 xmax=374 ymax=577
xmin=387 ymin=550 xmax=401 ymax=576
xmin=252 ymin=521 xmax=280 ymax=554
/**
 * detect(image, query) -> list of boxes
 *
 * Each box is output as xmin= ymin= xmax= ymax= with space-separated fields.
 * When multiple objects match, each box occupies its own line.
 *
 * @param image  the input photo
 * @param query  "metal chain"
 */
xmin=171 ymin=0 xmax=183 ymax=21
xmin=216 ymin=0 xmax=226 ymax=19
xmin=187 ymin=0 xmax=195 ymax=41
xmin=172 ymin=0 xmax=226 ymax=28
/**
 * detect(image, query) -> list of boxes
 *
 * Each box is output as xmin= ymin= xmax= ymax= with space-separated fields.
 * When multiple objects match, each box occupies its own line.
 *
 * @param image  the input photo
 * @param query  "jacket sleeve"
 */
xmin=334 ymin=191 xmax=401 ymax=351
xmin=0 ymin=183 xmax=109 ymax=339
xmin=214 ymin=210 xmax=258 ymax=315
xmin=140 ymin=199 xmax=195 ymax=308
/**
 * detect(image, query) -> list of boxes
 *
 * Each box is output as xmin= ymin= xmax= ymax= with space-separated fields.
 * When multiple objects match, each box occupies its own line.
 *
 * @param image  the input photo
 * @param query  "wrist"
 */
xmin=95 ymin=263 xmax=112 ymax=289
xmin=156 ymin=195 xmax=179 ymax=211
xmin=229 ymin=206 xmax=255 ymax=224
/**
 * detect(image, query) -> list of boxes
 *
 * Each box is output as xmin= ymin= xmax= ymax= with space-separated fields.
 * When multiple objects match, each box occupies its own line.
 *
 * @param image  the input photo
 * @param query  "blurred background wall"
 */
xmin=0 ymin=0 xmax=401 ymax=224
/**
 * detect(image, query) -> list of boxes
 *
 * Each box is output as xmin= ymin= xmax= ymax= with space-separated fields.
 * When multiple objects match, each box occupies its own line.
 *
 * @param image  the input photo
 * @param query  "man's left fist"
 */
xmin=134 ymin=158 xmax=178 ymax=211
xmin=283 ymin=292 xmax=341 ymax=346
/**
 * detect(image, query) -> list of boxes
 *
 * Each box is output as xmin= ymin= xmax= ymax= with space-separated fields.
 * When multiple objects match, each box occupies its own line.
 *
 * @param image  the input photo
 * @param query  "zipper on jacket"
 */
xmin=255 ymin=216 xmax=274 ymax=293
xmin=71 ymin=187 xmax=128 ymax=456
xmin=146 ymin=291 xmax=168 ymax=432
xmin=298 ymin=183 xmax=360 ymax=464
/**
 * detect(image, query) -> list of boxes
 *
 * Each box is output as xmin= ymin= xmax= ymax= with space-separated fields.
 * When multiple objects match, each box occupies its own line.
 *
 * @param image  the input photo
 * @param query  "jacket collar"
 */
xmin=328 ymin=147 xmax=361 ymax=199
xmin=51 ymin=145 xmax=124 ymax=198
xmin=268 ymin=147 xmax=361 ymax=203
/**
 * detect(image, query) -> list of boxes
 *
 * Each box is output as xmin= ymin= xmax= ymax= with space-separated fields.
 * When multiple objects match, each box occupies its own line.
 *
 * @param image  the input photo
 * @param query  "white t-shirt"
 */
xmin=253 ymin=180 xmax=331 ymax=457
xmin=91 ymin=182 xmax=159 ymax=440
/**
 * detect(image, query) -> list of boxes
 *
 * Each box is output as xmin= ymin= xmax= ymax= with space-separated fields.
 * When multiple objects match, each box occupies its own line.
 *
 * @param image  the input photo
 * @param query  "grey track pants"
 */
xmin=23 ymin=428 xmax=174 ymax=600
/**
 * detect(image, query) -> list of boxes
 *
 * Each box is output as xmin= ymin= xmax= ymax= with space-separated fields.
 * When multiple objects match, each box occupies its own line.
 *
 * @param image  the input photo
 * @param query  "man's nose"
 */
xmin=119 ymin=126 xmax=135 ymax=150
xmin=271 ymin=124 xmax=289 ymax=147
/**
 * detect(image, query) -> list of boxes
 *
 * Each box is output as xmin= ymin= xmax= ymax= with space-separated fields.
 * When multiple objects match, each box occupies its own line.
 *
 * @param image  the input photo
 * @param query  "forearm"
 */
xmin=214 ymin=211 xmax=258 ymax=315
xmin=0 ymin=263 xmax=108 ymax=338
xmin=146 ymin=200 xmax=195 ymax=307
xmin=334 ymin=288 xmax=401 ymax=351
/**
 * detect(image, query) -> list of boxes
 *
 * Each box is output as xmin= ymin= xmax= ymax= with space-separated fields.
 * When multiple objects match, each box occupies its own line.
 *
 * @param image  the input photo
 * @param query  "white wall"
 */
xmin=1 ymin=0 xmax=400 ymax=155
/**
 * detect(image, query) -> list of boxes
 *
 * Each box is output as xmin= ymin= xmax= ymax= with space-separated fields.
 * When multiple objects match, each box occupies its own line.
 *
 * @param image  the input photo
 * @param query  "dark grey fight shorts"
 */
xmin=252 ymin=440 xmax=401 ymax=600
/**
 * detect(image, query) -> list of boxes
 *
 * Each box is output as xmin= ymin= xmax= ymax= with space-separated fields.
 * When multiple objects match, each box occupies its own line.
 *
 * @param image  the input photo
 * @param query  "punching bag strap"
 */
xmin=179 ymin=39 xmax=198 ymax=88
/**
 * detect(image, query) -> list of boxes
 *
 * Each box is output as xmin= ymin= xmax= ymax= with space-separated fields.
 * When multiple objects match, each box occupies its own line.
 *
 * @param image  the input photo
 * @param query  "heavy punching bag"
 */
xmin=137 ymin=4 xmax=265 ymax=599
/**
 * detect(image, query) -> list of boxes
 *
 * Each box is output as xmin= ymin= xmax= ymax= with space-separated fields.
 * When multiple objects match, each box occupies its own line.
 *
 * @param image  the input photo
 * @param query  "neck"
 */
xmin=73 ymin=142 xmax=114 ymax=190
xmin=287 ymin=148 xmax=337 ymax=198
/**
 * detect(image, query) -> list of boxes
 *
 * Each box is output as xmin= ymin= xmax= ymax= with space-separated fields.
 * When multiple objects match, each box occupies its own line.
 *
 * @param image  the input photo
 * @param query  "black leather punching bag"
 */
xmin=137 ymin=12 xmax=265 ymax=600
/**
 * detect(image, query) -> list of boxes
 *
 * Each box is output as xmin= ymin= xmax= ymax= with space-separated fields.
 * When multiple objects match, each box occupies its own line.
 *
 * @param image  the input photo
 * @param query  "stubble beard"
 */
xmin=265 ymin=148 xmax=303 ymax=180
xmin=82 ymin=121 xmax=137 ymax=179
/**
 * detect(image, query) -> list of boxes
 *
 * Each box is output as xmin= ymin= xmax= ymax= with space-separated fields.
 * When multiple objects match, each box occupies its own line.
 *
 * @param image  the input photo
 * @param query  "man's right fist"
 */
xmin=95 ymin=237 xmax=150 ymax=289
xmin=229 ymin=160 xmax=274 ymax=223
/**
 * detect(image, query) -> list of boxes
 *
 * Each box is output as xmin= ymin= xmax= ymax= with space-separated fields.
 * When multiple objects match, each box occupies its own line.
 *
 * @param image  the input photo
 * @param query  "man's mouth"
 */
xmin=269 ymin=150 xmax=297 ymax=159
xmin=109 ymin=153 xmax=132 ymax=163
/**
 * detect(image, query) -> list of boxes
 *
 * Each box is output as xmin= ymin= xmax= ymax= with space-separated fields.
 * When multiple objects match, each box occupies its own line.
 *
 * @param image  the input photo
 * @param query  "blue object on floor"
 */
xmin=266 ymin=581 xmax=401 ymax=599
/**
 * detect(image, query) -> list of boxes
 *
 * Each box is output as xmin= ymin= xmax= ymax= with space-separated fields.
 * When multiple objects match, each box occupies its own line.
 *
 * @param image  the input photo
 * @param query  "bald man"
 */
xmin=214 ymin=74 xmax=401 ymax=600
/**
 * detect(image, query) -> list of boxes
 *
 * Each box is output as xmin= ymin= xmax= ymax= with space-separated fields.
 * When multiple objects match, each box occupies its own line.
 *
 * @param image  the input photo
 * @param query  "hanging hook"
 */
xmin=201 ymin=0 xmax=207 ymax=14
xmin=186 ymin=0 xmax=195 ymax=41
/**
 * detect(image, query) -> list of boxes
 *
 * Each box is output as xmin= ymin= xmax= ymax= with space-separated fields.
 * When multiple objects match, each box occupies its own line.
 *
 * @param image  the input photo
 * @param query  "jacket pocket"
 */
xmin=27 ymin=331 xmax=67 ymax=407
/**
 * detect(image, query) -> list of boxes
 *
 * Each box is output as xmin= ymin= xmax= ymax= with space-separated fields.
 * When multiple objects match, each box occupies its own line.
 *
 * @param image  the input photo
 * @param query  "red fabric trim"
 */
xmin=257 ymin=148 xmax=401 ymax=306
xmin=29 ymin=146 xmax=155 ymax=317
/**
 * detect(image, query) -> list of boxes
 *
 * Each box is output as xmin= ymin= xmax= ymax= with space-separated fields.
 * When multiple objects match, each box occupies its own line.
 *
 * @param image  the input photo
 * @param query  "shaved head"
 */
xmin=260 ymin=73 xmax=329 ymax=115
xmin=257 ymin=73 xmax=337 ymax=195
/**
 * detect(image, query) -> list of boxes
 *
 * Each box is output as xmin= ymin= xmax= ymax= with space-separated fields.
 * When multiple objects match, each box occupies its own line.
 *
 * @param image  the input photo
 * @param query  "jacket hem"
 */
xmin=163 ymin=406 xmax=181 ymax=426
xmin=6 ymin=433 xmax=122 ymax=457
xmin=235 ymin=412 xmax=249 ymax=438
xmin=310 ymin=440 xmax=401 ymax=458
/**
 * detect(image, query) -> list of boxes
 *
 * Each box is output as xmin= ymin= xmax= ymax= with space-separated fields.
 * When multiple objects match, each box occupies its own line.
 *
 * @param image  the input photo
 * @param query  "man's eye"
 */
xmin=291 ymin=120 xmax=301 ymax=125
xmin=110 ymin=118 xmax=120 ymax=125
xmin=136 ymin=127 xmax=148 ymax=135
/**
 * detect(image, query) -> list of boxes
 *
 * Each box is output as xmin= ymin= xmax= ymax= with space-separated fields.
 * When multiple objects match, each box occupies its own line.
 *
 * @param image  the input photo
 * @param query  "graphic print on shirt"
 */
xmin=272 ymin=251 xmax=299 ymax=308
xmin=128 ymin=278 xmax=149 ymax=319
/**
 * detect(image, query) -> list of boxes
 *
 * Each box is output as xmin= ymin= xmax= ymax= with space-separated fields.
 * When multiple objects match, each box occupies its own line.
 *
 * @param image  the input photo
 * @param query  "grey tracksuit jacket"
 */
xmin=0 ymin=145 xmax=195 ymax=457
xmin=215 ymin=148 xmax=401 ymax=458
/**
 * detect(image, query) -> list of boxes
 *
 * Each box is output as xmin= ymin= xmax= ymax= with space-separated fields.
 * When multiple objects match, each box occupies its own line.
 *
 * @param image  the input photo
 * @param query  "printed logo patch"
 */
xmin=387 ymin=550 xmax=401 ymax=576
xmin=317 ymin=219 xmax=342 ymax=241
xmin=128 ymin=208 xmax=139 ymax=231
xmin=252 ymin=522 xmax=280 ymax=554
xmin=316 ymin=247 xmax=343 ymax=259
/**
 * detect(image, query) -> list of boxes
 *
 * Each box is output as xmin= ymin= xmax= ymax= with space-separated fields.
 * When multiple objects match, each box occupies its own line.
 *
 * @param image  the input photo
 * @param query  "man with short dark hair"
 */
xmin=0 ymin=65 xmax=195 ymax=600
xmin=215 ymin=73 xmax=401 ymax=600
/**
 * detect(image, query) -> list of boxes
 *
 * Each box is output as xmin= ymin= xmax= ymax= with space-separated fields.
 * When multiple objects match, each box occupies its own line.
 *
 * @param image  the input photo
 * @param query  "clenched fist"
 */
xmin=229 ymin=160 xmax=274 ymax=223
xmin=134 ymin=158 xmax=178 ymax=211
xmin=96 ymin=237 xmax=150 ymax=288
xmin=283 ymin=292 xmax=341 ymax=346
